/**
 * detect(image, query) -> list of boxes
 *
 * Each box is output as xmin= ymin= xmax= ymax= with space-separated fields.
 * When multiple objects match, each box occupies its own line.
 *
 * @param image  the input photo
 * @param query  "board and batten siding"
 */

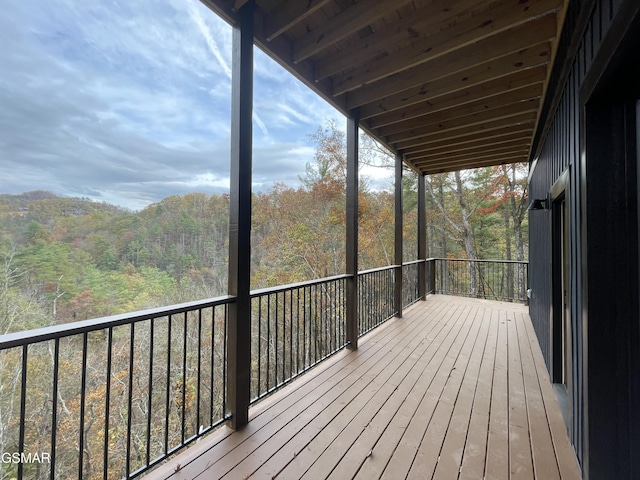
xmin=528 ymin=0 xmax=630 ymax=471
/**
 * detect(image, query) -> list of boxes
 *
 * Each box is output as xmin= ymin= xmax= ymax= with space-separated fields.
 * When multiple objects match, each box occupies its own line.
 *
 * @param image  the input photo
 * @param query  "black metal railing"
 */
xmin=0 ymin=257 xmax=528 ymax=480
xmin=402 ymin=260 xmax=422 ymax=308
xmin=250 ymin=275 xmax=348 ymax=402
xmin=432 ymin=258 xmax=528 ymax=302
xmin=0 ymin=297 xmax=231 ymax=480
xmin=358 ymin=266 xmax=397 ymax=336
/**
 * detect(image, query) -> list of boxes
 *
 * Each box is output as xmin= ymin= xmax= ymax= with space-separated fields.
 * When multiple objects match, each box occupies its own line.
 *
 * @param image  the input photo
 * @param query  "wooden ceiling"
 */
xmin=201 ymin=0 xmax=568 ymax=175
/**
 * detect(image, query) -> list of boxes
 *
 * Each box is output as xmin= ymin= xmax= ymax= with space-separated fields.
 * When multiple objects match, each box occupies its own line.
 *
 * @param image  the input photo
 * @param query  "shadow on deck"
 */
xmin=146 ymin=295 xmax=581 ymax=480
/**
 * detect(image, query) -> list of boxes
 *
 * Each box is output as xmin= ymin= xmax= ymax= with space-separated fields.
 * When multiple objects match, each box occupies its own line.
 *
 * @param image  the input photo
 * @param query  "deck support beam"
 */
xmin=227 ymin=0 xmax=253 ymax=430
xmin=345 ymin=112 xmax=359 ymax=349
xmin=395 ymin=154 xmax=403 ymax=317
xmin=418 ymin=173 xmax=427 ymax=300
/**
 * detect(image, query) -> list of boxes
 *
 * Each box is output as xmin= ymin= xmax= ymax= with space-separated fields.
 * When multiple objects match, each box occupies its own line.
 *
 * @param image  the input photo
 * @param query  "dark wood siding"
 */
xmin=528 ymin=0 xmax=636 ymax=472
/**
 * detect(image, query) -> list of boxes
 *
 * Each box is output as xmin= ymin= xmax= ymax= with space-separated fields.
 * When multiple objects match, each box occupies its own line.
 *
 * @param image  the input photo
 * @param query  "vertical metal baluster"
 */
xmin=267 ymin=295 xmax=271 ymax=392
xmin=126 ymin=325 xmax=134 ymax=477
xmin=331 ymin=281 xmax=336 ymax=353
xmin=281 ymin=291 xmax=286 ymax=384
xmin=368 ymin=274 xmax=371 ymax=330
xmin=289 ymin=289 xmax=293 ymax=381
xmin=257 ymin=296 xmax=262 ymax=397
xmin=214 ymin=305 xmax=219 ymax=426
xmin=196 ymin=309 xmax=202 ymax=438
xmin=181 ymin=312 xmax=188 ymax=445
xmin=314 ymin=283 xmax=318 ymax=363
xmin=378 ymin=271 xmax=381 ymax=324
xmin=376 ymin=272 xmax=379 ymax=323
xmin=320 ymin=283 xmax=324 ymax=358
xmin=164 ymin=316 xmax=172 ymax=455
xmin=222 ymin=304 xmax=227 ymax=417
xmin=325 ymin=282 xmax=329 ymax=355
xmin=360 ymin=276 xmax=362 ymax=334
xmin=275 ymin=291 xmax=279 ymax=387
xmin=17 ymin=345 xmax=27 ymax=480
xmin=79 ymin=332 xmax=89 ymax=480
xmin=341 ymin=278 xmax=344 ymax=343
xmin=296 ymin=288 xmax=300 ymax=375
xmin=369 ymin=273 xmax=372 ymax=330
xmin=50 ymin=338 xmax=59 ymax=480
xmin=359 ymin=276 xmax=363 ymax=334
xmin=104 ymin=329 xmax=113 ymax=480
xmin=357 ymin=277 xmax=360 ymax=335
xmin=146 ymin=320 xmax=154 ymax=468
xmin=301 ymin=287 xmax=305 ymax=369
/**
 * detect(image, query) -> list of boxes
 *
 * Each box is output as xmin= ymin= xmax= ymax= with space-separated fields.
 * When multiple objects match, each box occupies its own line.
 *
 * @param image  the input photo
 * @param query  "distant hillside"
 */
xmin=0 ymin=191 xmax=128 ymax=219
xmin=0 ymin=190 xmax=60 ymax=202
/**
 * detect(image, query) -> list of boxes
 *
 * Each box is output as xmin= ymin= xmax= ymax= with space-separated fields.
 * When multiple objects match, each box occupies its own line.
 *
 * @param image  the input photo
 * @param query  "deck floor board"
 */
xmin=146 ymin=295 xmax=582 ymax=480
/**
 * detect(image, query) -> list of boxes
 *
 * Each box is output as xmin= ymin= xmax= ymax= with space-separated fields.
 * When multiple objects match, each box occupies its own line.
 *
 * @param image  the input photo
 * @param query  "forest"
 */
xmin=0 ymin=123 xmax=528 ymax=333
xmin=0 ymin=123 xmax=528 ymax=479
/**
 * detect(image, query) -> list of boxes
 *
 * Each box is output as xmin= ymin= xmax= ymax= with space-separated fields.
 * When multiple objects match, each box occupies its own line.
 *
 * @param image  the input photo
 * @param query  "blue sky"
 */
xmin=0 ymin=0 xmax=391 ymax=210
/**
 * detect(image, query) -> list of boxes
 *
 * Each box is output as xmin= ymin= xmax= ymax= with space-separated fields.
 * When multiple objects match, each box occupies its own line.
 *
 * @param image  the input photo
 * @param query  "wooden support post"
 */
xmin=345 ymin=112 xmax=359 ymax=349
xmin=418 ymin=173 xmax=427 ymax=300
xmin=395 ymin=154 xmax=403 ymax=317
xmin=227 ymin=0 xmax=253 ymax=430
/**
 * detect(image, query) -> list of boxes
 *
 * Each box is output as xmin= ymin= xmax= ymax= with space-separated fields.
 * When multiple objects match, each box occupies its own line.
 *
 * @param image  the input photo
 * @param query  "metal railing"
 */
xmin=358 ymin=266 xmax=397 ymax=336
xmin=250 ymin=275 xmax=348 ymax=403
xmin=430 ymin=258 xmax=529 ymax=302
xmin=0 ymin=258 xmax=527 ymax=479
xmin=0 ymin=297 xmax=232 ymax=480
xmin=402 ymin=260 xmax=422 ymax=308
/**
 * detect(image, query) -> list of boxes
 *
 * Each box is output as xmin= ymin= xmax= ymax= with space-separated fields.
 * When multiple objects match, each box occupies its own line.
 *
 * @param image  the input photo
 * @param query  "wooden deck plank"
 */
xmin=378 ymin=305 xmax=477 ymax=480
xmin=407 ymin=306 xmax=487 ymax=479
xmin=458 ymin=306 xmax=499 ymax=479
xmin=216 ymin=306 xmax=445 ymax=479
xmin=484 ymin=309 xmax=510 ymax=480
xmin=350 ymin=303 xmax=473 ymax=480
xmin=432 ymin=306 xmax=492 ymax=480
xmin=507 ymin=311 xmax=535 ymax=479
xmin=516 ymin=311 xmax=562 ymax=480
xmin=520 ymin=312 xmax=582 ymax=480
xmin=151 ymin=303 xmax=439 ymax=480
xmin=275 ymin=304 xmax=458 ymax=480
xmin=146 ymin=296 xmax=581 ymax=480
xmin=249 ymin=299 xmax=451 ymax=480
xmin=300 ymin=302 xmax=467 ymax=480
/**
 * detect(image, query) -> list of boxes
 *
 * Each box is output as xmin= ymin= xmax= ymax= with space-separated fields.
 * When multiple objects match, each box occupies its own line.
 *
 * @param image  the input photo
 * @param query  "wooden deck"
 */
xmin=146 ymin=295 xmax=582 ymax=480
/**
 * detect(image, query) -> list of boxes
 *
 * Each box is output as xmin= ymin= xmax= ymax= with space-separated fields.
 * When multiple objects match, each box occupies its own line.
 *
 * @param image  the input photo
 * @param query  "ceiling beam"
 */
xmin=376 ymin=84 xmax=542 ymax=137
xmin=264 ymin=0 xmax=333 ymax=42
xmin=417 ymin=155 xmax=528 ymax=175
xmin=387 ymin=102 xmax=539 ymax=144
xmin=408 ymin=142 xmax=531 ymax=163
xmin=404 ymin=130 xmax=533 ymax=156
xmin=293 ymin=0 xmax=413 ymax=64
xmin=354 ymin=46 xmax=548 ymax=114
xmin=368 ymin=71 xmax=545 ymax=129
xmin=346 ymin=42 xmax=550 ymax=114
xmin=314 ymin=0 xmax=498 ymax=81
xmin=393 ymin=114 xmax=537 ymax=150
xmin=332 ymin=12 xmax=556 ymax=96
xmin=414 ymin=150 xmax=529 ymax=169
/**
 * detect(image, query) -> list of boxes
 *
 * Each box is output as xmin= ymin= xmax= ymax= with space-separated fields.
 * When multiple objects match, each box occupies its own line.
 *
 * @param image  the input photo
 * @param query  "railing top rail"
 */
xmin=3 ymin=257 xmax=530 ymax=350
xmin=429 ymin=257 xmax=529 ymax=265
xmin=358 ymin=264 xmax=400 ymax=275
xmin=402 ymin=259 xmax=425 ymax=266
xmin=250 ymin=273 xmax=352 ymax=297
xmin=0 ymin=295 xmax=235 ymax=351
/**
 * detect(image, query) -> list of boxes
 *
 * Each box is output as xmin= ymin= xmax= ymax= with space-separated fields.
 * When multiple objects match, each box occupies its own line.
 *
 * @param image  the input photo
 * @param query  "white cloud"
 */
xmin=0 ymin=0 xmax=345 ymax=210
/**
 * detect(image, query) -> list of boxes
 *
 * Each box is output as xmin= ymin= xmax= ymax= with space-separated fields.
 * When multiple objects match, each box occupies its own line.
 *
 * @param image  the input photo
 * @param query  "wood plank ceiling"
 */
xmin=201 ymin=0 xmax=568 ymax=175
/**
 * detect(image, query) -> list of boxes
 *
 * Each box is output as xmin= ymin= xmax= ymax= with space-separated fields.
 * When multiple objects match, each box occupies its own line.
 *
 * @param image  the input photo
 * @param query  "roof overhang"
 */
xmin=201 ymin=0 xmax=568 ymax=175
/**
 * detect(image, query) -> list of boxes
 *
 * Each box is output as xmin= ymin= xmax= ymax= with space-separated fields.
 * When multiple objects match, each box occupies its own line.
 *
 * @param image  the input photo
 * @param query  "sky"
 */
xmin=0 ymin=0 xmax=391 ymax=210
